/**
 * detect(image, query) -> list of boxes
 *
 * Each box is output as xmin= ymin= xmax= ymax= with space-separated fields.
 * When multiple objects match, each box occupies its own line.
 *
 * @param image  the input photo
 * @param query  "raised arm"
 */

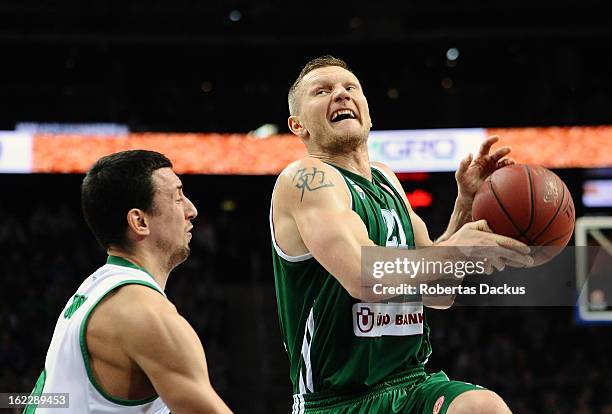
xmin=436 ymin=136 xmax=515 ymax=244
xmin=366 ymin=161 xmax=533 ymax=274
xmin=272 ymin=158 xmax=533 ymax=304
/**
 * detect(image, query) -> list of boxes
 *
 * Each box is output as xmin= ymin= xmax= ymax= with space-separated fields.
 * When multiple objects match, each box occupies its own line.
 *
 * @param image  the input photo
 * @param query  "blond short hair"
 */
xmin=288 ymin=55 xmax=352 ymax=115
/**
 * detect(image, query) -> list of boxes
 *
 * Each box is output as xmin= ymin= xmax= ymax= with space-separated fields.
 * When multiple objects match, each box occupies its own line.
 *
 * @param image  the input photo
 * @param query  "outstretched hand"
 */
xmin=455 ymin=136 xmax=515 ymax=200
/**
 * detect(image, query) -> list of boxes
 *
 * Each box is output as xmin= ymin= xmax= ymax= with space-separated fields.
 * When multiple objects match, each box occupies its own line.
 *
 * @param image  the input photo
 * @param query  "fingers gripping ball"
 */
xmin=472 ymin=164 xmax=575 ymax=265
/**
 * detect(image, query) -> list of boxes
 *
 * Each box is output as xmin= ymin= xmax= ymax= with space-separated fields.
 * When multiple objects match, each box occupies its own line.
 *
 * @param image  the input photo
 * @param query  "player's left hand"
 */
xmin=455 ymin=136 xmax=515 ymax=200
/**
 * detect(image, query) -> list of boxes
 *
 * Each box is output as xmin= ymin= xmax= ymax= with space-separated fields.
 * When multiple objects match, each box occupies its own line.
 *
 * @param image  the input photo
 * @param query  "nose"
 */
xmin=332 ymin=86 xmax=351 ymax=102
xmin=185 ymin=196 xmax=198 ymax=220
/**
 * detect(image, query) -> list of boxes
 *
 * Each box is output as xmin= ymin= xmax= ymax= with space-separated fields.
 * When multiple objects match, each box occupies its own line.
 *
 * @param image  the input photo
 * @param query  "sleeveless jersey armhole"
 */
xmin=79 ymin=280 xmax=163 ymax=407
xmin=269 ymin=165 xmax=352 ymax=262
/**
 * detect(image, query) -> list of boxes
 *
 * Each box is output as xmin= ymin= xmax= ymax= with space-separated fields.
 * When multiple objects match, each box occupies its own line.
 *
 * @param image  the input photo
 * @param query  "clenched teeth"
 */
xmin=330 ymin=109 xmax=356 ymax=122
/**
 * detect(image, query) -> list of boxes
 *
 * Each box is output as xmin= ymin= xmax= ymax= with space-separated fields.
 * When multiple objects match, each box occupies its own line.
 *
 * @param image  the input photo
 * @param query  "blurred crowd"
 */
xmin=0 ymin=176 xmax=610 ymax=414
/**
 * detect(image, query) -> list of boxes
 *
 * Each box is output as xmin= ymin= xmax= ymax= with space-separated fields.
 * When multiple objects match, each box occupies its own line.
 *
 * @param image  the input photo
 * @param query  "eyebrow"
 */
xmin=307 ymin=81 xmax=327 ymax=91
xmin=308 ymin=79 xmax=359 ymax=91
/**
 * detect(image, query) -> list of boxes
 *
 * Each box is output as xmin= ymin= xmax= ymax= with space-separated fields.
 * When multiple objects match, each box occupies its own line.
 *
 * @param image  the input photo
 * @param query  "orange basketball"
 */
xmin=472 ymin=164 xmax=575 ymax=265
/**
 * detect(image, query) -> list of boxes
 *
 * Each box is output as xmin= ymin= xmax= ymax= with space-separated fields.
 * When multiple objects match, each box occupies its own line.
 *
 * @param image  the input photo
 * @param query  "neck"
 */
xmin=309 ymin=144 xmax=372 ymax=180
xmin=107 ymin=246 xmax=169 ymax=290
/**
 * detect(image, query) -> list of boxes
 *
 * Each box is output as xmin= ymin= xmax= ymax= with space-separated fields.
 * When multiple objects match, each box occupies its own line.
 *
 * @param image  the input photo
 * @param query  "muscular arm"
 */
xmin=273 ymin=158 xmax=375 ymax=298
xmin=436 ymin=136 xmax=516 ymax=244
xmin=273 ymin=159 xmax=458 ymax=301
xmin=353 ymin=162 xmax=532 ymax=306
xmin=273 ymin=159 xmax=532 ymax=304
xmin=117 ymin=287 xmax=232 ymax=414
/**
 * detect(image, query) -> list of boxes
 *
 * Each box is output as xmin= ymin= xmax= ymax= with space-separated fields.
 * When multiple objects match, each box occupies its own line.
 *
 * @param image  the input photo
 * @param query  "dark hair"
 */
xmin=81 ymin=150 xmax=172 ymax=249
xmin=288 ymin=55 xmax=352 ymax=115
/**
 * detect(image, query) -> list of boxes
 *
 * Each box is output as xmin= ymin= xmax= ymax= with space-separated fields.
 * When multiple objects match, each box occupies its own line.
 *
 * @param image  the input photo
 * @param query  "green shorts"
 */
xmin=291 ymin=369 xmax=484 ymax=414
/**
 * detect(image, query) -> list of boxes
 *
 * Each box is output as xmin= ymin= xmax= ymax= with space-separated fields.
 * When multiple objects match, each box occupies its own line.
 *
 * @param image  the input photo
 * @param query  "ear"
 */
xmin=126 ymin=208 xmax=150 ymax=238
xmin=288 ymin=116 xmax=309 ymax=139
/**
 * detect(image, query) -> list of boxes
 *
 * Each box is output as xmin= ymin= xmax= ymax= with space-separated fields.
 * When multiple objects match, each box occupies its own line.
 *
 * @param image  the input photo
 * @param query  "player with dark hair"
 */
xmin=27 ymin=150 xmax=232 ymax=414
xmin=271 ymin=56 xmax=533 ymax=413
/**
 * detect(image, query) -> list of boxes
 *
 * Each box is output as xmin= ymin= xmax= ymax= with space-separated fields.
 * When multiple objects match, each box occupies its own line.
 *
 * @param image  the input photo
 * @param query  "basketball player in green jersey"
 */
xmin=271 ymin=56 xmax=534 ymax=413
xmin=27 ymin=150 xmax=232 ymax=413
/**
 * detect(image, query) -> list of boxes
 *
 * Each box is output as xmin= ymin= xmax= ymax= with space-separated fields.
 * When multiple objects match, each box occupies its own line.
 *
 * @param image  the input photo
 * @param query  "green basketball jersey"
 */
xmin=271 ymin=164 xmax=432 ymax=397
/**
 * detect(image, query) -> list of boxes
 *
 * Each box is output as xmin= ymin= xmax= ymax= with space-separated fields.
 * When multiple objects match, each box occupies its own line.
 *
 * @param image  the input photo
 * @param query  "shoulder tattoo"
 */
xmin=292 ymin=167 xmax=335 ymax=201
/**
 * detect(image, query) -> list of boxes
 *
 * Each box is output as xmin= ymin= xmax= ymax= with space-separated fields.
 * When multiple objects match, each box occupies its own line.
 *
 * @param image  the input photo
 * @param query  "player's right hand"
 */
xmin=445 ymin=219 xmax=534 ymax=273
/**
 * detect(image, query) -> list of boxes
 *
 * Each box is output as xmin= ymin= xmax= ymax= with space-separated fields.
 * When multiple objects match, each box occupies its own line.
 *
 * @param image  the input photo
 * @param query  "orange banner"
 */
xmin=30 ymin=126 xmax=612 ymax=174
xmin=32 ymin=133 xmax=307 ymax=174
xmin=487 ymin=126 xmax=612 ymax=169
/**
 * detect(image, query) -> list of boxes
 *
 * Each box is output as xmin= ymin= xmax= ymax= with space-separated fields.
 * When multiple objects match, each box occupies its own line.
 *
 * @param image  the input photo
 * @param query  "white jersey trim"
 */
xmin=292 ymin=394 xmax=305 ymax=414
xmin=269 ymin=206 xmax=313 ymax=262
xmin=298 ymin=306 xmax=315 ymax=394
xmin=39 ymin=260 xmax=169 ymax=414
xmin=269 ymin=173 xmax=313 ymax=262
xmin=80 ymin=279 xmax=164 ymax=407
xmin=269 ymin=163 xmax=352 ymax=262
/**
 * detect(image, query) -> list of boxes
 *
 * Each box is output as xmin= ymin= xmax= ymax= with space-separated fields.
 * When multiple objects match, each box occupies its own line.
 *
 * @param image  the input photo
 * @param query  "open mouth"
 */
xmin=330 ymin=109 xmax=357 ymax=123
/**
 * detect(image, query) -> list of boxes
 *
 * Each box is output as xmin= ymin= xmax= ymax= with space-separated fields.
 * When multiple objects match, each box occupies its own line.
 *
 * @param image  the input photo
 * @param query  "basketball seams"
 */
xmin=488 ymin=177 xmax=534 ymax=244
xmin=524 ymin=165 xmax=536 ymax=235
xmin=531 ymin=176 xmax=567 ymax=245
xmin=540 ymin=227 xmax=573 ymax=246
xmin=472 ymin=164 xmax=575 ymax=265
xmin=538 ymin=194 xmax=574 ymax=246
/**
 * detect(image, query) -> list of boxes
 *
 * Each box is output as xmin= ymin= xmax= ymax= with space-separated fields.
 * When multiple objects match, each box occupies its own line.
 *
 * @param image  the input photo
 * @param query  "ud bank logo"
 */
xmin=355 ymin=305 xmax=374 ymax=333
xmin=353 ymin=302 xmax=424 ymax=337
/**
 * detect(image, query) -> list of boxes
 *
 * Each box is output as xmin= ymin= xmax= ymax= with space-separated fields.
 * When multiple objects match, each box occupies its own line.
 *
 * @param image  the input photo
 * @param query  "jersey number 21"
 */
xmin=381 ymin=208 xmax=407 ymax=247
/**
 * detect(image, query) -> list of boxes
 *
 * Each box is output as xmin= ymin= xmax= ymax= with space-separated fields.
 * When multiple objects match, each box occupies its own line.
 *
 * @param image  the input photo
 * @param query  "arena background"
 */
xmin=1 ymin=1 xmax=612 ymax=413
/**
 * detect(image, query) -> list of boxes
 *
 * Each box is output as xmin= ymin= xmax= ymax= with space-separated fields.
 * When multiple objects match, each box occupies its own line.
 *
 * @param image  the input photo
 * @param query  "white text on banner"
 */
xmin=368 ymin=128 xmax=487 ymax=173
